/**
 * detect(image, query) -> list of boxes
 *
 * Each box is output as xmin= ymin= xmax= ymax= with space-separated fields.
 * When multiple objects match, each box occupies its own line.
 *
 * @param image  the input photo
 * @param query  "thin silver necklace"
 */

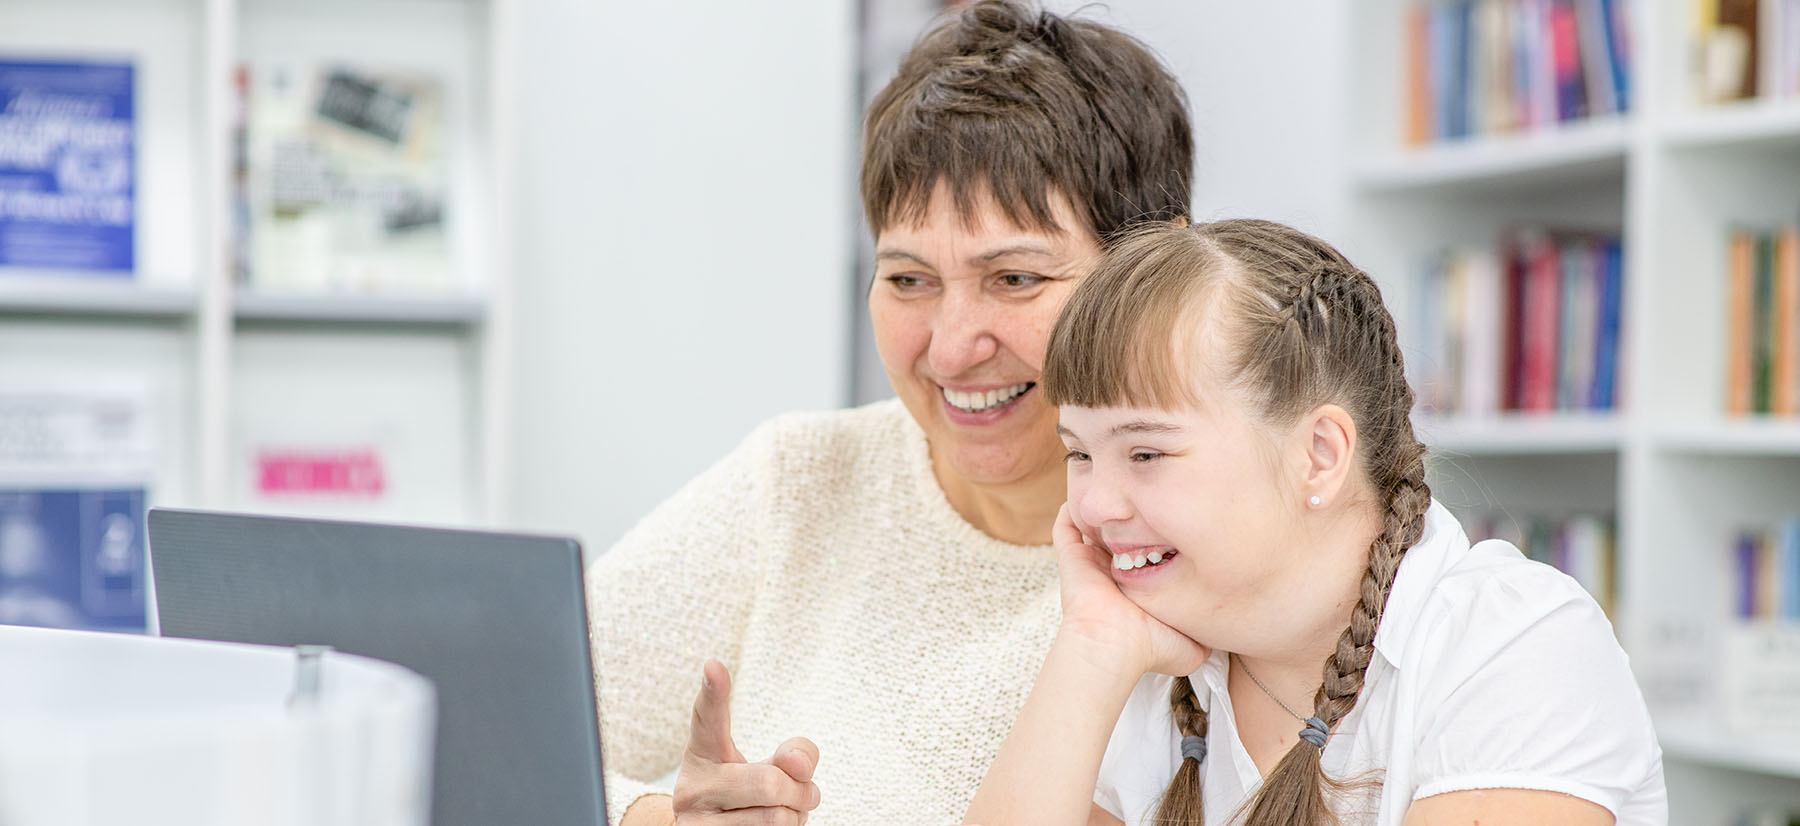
xmin=1232 ymin=652 xmax=1310 ymax=723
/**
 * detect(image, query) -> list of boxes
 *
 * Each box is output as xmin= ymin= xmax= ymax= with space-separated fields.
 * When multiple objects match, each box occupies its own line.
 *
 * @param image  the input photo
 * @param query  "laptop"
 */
xmin=147 ymin=507 xmax=607 ymax=826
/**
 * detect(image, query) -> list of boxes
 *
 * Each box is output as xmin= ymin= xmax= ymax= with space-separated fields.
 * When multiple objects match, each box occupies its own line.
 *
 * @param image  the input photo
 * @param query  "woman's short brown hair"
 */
xmin=861 ymin=1 xmax=1193 ymax=242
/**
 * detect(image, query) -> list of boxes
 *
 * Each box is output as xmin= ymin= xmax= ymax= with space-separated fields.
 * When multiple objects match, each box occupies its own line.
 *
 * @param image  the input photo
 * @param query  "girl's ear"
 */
xmin=1298 ymin=404 xmax=1357 ymax=509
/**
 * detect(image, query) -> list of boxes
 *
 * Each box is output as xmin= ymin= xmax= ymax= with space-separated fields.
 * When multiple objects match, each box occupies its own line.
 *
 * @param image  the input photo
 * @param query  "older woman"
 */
xmin=595 ymin=3 xmax=1192 ymax=824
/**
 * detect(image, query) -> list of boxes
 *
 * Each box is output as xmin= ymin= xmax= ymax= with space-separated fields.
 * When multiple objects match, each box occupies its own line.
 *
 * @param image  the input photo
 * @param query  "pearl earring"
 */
xmin=1309 ymin=495 xmax=1321 ymax=506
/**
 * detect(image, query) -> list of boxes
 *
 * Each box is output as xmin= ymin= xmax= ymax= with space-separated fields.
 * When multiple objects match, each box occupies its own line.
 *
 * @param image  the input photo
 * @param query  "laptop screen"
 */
xmin=147 ymin=507 xmax=606 ymax=826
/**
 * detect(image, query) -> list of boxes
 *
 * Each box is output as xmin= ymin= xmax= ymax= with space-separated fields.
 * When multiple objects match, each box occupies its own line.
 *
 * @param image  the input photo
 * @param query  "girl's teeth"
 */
xmin=1113 ymin=550 xmax=1172 ymax=571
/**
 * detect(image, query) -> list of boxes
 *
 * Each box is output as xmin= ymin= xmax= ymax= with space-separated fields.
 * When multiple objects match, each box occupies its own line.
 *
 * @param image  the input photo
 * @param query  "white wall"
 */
xmin=1039 ymin=0 xmax=1352 ymax=243
xmin=505 ymin=0 xmax=857 ymax=550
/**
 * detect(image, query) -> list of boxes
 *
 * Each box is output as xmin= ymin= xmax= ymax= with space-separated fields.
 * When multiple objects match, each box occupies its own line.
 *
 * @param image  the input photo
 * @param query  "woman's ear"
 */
xmin=1298 ymin=404 xmax=1357 ymax=509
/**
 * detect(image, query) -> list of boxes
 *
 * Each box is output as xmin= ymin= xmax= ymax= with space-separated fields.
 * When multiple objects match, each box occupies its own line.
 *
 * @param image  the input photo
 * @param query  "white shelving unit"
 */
xmin=1350 ymin=1 xmax=1800 ymax=821
xmin=0 ymin=0 xmax=516 ymax=527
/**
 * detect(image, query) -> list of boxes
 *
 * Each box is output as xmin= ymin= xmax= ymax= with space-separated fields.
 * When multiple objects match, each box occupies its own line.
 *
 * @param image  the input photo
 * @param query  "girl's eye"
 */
xmin=1130 ymin=451 xmax=1163 ymax=463
xmin=1063 ymin=450 xmax=1090 ymax=463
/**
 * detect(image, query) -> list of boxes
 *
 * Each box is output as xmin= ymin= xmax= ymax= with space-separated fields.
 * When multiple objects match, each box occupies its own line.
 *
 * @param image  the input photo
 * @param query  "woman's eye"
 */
xmin=997 ymin=272 xmax=1046 ymax=289
xmin=1130 ymin=451 xmax=1163 ymax=463
xmin=1063 ymin=450 xmax=1089 ymax=463
xmin=885 ymin=274 xmax=923 ymax=289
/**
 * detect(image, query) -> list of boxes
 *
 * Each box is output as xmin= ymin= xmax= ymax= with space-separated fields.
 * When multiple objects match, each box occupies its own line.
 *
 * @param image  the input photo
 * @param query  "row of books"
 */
xmin=1724 ymin=808 xmax=1800 ymax=826
xmin=1404 ymin=0 xmax=1634 ymax=145
xmin=1731 ymin=518 xmax=1800 ymax=620
xmin=0 ymin=54 xmax=453 ymax=293
xmin=1725 ymin=226 xmax=1800 ymax=416
xmin=1465 ymin=511 xmax=1615 ymax=613
xmin=1409 ymin=229 xmax=1625 ymax=416
xmin=1692 ymin=0 xmax=1800 ymax=103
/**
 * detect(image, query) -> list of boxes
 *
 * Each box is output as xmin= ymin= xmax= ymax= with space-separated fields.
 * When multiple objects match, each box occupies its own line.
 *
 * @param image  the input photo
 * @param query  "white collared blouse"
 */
xmin=1093 ymin=500 xmax=1667 ymax=826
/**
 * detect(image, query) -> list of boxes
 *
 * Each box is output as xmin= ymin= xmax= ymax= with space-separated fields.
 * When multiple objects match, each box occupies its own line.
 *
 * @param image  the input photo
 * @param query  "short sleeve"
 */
xmin=1093 ymin=674 xmax=1182 ymax=825
xmin=1406 ymin=564 xmax=1661 ymax=815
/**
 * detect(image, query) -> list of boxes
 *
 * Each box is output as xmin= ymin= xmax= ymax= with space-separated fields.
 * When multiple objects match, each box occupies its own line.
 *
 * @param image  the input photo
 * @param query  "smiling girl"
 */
xmin=964 ymin=220 xmax=1665 ymax=826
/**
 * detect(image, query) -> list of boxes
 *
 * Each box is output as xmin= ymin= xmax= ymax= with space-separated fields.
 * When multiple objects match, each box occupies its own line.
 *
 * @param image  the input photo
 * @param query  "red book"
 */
xmin=1549 ymin=0 xmax=1589 ymax=120
xmin=1519 ymin=231 xmax=1562 ymax=411
xmin=1501 ymin=236 xmax=1527 ymax=410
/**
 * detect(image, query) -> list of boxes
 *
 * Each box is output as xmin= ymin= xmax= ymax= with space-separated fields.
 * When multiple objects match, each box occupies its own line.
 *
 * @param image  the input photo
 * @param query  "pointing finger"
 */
xmin=686 ymin=659 xmax=744 ymax=764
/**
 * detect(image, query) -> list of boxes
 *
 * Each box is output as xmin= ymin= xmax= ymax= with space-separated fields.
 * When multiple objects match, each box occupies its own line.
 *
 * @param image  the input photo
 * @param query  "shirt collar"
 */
xmin=1370 ymin=498 xmax=1466 ymax=669
xmin=1189 ymin=648 xmax=1232 ymax=714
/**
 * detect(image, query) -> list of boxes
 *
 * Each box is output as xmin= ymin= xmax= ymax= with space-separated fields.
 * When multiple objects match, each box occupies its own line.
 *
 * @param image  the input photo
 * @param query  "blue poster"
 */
xmin=0 ymin=488 xmax=147 ymax=633
xmin=0 ymin=60 xmax=135 ymax=273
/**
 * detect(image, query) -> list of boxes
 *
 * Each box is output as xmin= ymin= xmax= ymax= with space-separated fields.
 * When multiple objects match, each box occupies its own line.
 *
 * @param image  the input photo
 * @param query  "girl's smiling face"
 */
xmin=1058 ymin=391 xmax=1373 ymax=662
xmin=1059 ymin=397 xmax=1297 ymax=652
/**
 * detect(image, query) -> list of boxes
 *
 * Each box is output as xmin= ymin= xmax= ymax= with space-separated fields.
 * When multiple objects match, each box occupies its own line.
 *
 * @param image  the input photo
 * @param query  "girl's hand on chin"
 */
xmin=1052 ymin=503 xmax=1210 ymax=677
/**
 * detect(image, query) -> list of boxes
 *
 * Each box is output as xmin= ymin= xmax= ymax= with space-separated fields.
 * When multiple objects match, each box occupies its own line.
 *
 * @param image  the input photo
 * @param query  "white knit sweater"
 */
xmin=586 ymin=399 xmax=1062 ymax=826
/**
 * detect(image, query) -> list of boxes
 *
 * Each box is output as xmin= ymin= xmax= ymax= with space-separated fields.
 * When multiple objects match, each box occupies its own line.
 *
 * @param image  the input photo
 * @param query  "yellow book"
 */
xmin=1773 ymin=228 xmax=1799 ymax=416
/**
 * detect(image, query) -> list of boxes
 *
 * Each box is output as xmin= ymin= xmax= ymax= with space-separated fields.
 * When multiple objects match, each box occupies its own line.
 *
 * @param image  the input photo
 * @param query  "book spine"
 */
xmin=1464 ymin=249 xmax=1504 ymax=416
xmin=1408 ymin=5 xmax=1433 ymax=145
xmin=1757 ymin=528 xmax=1780 ymax=619
xmin=1557 ymin=241 xmax=1584 ymax=410
xmin=1576 ymin=0 xmax=1618 ymax=115
xmin=1444 ymin=254 xmax=1470 ymax=413
xmin=1521 ymin=232 xmax=1562 ymax=411
xmin=1604 ymin=0 xmax=1633 ymax=112
xmin=1727 ymin=228 xmax=1754 ymax=416
xmin=1453 ymin=0 xmax=1476 ymax=138
xmin=1592 ymin=237 xmax=1623 ymax=410
xmin=1786 ymin=518 xmax=1800 ymax=620
xmin=1551 ymin=0 xmax=1590 ymax=120
xmin=1414 ymin=256 xmax=1447 ymax=413
xmin=1737 ymin=530 xmax=1757 ymax=619
xmin=1754 ymin=231 xmax=1776 ymax=414
xmin=1772 ymin=226 xmax=1799 ymax=416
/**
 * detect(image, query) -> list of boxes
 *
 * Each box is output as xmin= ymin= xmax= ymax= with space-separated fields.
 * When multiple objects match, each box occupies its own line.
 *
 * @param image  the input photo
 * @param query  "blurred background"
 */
xmin=1 ymin=0 xmax=1798 ymax=821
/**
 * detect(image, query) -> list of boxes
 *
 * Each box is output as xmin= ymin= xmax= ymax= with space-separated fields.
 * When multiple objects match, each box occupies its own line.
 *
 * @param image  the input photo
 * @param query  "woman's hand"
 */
xmin=1052 ymin=503 xmax=1209 ymax=678
xmin=667 ymin=660 xmax=821 ymax=825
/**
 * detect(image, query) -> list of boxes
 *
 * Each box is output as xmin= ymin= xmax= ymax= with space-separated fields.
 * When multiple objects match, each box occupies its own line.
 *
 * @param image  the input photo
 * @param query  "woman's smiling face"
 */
xmin=869 ymin=182 xmax=1101 ymax=492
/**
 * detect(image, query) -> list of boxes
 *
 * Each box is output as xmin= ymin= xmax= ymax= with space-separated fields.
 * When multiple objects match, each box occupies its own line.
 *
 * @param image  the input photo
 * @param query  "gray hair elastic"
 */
xmin=1298 ymin=716 xmax=1329 ymax=749
xmin=1180 ymin=734 xmax=1207 ymax=763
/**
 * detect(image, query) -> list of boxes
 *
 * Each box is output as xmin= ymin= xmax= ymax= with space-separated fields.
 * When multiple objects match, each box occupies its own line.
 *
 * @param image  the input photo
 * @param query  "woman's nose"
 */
xmin=926 ymin=293 xmax=1000 ymax=377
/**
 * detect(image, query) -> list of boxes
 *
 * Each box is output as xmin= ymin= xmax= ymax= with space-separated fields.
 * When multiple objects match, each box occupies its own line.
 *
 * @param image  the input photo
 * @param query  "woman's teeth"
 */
xmin=1113 ymin=550 xmax=1172 ymax=570
xmin=942 ymin=383 xmax=1032 ymax=413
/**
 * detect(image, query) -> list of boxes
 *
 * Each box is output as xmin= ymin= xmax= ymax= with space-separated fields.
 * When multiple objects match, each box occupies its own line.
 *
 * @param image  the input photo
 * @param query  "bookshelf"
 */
xmin=1351 ymin=0 xmax=1800 ymax=819
xmin=0 ymin=0 xmax=515 ymax=529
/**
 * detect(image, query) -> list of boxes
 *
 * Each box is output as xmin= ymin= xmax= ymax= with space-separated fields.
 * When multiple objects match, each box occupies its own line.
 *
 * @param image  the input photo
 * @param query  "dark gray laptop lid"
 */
xmin=148 ymin=507 xmax=606 ymax=826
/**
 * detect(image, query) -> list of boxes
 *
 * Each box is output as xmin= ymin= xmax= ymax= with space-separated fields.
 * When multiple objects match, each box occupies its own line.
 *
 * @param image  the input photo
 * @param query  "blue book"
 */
xmin=1431 ymin=4 xmax=1457 ymax=141
xmin=1600 ymin=0 xmax=1632 ymax=113
xmin=1450 ymin=0 xmax=1474 ymax=138
xmin=1783 ymin=518 xmax=1800 ymax=620
xmin=0 ymin=488 xmax=148 ymax=632
xmin=1592 ymin=237 xmax=1623 ymax=409
xmin=1736 ymin=531 xmax=1757 ymax=620
xmin=0 ymin=60 xmax=135 ymax=273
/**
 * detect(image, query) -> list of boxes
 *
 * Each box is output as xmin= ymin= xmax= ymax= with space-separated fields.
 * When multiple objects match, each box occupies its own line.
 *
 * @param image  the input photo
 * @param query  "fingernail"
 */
xmin=810 ymin=785 xmax=820 ymax=807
